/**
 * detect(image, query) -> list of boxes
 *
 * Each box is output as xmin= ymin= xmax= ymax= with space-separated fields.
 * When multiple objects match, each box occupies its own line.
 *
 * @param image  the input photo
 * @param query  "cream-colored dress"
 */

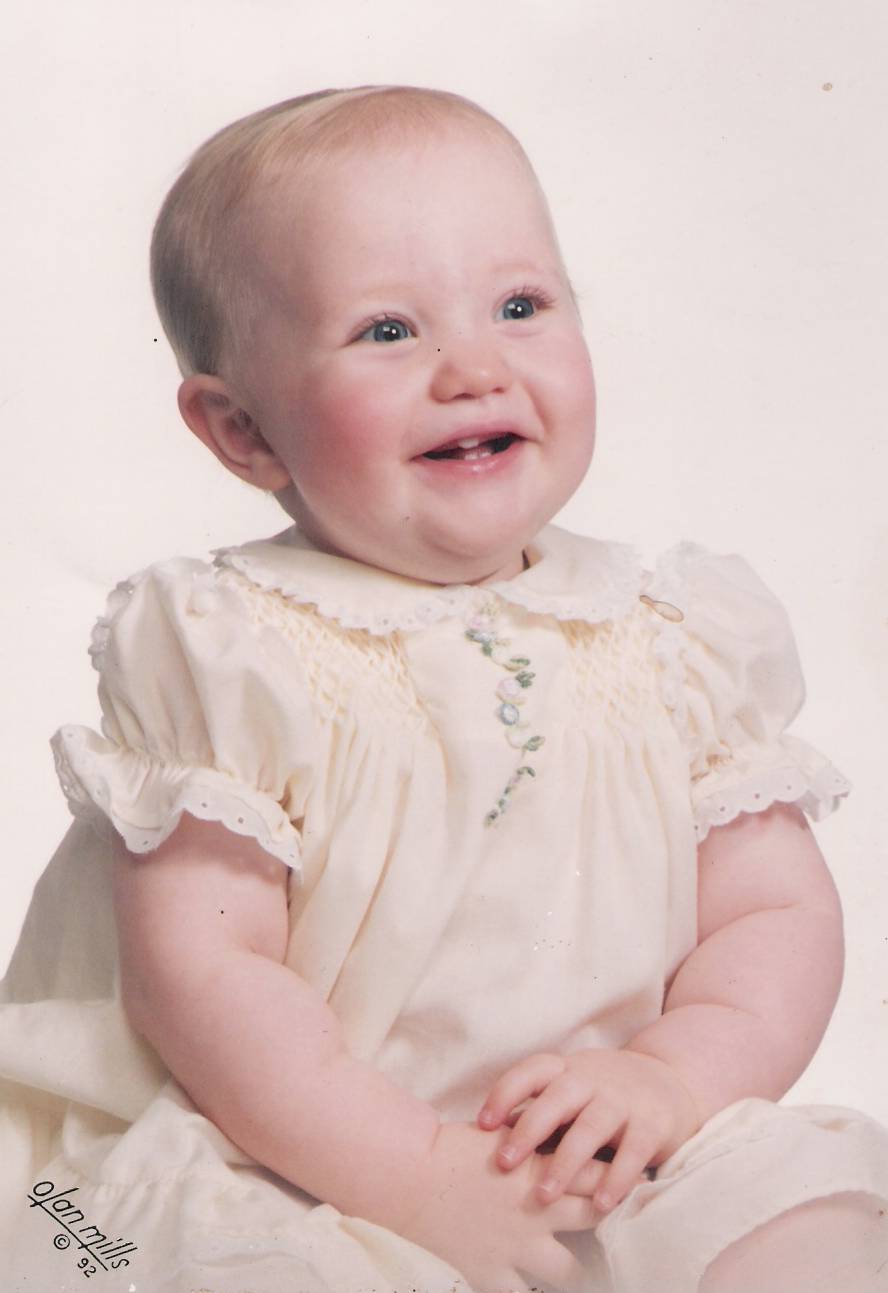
xmin=1 ymin=523 xmax=885 ymax=1293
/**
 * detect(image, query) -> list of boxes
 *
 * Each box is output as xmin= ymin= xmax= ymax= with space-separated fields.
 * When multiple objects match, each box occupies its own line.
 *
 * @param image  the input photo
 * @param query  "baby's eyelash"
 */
xmin=350 ymin=312 xmax=412 ymax=343
xmin=506 ymin=284 xmax=557 ymax=312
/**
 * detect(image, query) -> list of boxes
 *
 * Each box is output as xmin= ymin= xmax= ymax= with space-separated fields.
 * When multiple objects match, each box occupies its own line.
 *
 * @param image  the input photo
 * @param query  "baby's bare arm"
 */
xmin=113 ymin=813 xmax=601 ymax=1289
xmin=626 ymin=801 xmax=844 ymax=1122
xmin=112 ymin=813 xmax=439 ymax=1232
xmin=478 ymin=801 xmax=844 ymax=1214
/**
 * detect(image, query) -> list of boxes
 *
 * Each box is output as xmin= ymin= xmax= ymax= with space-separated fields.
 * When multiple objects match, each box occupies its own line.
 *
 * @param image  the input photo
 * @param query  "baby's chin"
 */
xmin=272 ymin=487 xmax=534 ymax=586
xmin=367 ymin=540 xmax=528 ymax=588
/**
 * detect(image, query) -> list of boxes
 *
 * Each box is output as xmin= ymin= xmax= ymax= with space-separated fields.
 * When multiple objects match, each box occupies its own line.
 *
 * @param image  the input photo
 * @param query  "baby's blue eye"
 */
xmin=359 ymin=318 xmax=412 ymax=343
xmin=499 ymin=295 xmax=537 ymax=321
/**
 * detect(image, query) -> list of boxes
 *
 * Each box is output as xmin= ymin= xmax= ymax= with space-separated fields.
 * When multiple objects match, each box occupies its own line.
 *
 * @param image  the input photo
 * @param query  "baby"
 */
xmin=2 ymin=84 xmax=888 ymax=1293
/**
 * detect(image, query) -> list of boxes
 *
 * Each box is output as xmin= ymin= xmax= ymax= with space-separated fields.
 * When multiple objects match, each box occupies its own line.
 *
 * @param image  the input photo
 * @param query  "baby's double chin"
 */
xmin=409 ymin=546 xmax=527 ymax=588
xmin=274 ymin=491 xmax=527 ymax=586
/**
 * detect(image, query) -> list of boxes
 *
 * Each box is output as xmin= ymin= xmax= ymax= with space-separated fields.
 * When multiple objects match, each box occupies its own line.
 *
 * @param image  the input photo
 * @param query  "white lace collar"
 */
xmin=213 ymin=523 xmax=643 ymax=635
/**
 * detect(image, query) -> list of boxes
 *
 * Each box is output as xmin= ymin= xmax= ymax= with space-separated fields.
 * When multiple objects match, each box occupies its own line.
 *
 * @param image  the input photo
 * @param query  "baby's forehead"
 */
xmin=268 ymin=114 xmax=522 ymax=190
xmin=249 ymin=121 xmax=543 ymax=242
xmin=245 ymin=134 xmax=555 ymax=292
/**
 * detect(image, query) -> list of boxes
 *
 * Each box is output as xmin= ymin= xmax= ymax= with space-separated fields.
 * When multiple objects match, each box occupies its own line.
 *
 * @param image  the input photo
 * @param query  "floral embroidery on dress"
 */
xmin=465 ymin=600 xmax=545 ymax=826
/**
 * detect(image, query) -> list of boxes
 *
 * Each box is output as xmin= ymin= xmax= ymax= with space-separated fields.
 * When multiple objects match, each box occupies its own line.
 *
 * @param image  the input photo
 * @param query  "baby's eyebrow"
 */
xmin=486 ymin=259 xmax=561 ymax=280
xmin=342 ymin=277 xmax=412 ymax=298
xmin=346 ymin=261 xmax=565 ymax=301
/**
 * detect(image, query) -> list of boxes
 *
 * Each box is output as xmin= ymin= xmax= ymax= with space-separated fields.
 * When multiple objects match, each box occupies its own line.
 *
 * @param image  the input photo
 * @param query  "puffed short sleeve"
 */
xmin=647 ymin=544 xmax=851 ymax=843
xmin=50 ymin=560 xmax=315 ymax=872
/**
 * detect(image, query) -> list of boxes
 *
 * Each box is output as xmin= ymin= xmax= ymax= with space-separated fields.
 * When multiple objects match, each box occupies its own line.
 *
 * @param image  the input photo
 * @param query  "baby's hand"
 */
xmin=399 ymin=1121 xmax=600 ymax=1293
xmin=478 ymin=1049 xmax=702 ymax=1214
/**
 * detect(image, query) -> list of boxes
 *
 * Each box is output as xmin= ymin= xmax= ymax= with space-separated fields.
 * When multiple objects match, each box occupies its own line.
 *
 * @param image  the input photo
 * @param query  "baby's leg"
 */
xmin=699 ymin=1191 xmax=888 ymax=1293
xmin=596 ymin=1101 xmax=888 ymax=1291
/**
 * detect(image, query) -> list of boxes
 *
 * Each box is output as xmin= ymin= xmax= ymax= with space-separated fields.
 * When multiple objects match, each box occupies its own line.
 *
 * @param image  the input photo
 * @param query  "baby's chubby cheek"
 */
xmin=282 ymin=383 xmax=399 ymax=499
xmin=529 ymin=324 xmax=596 ymax=420
xmin=563 ymin=337 xmax=597 ymax=413
xmin=548 ymin=347 xmax=596 ymax=462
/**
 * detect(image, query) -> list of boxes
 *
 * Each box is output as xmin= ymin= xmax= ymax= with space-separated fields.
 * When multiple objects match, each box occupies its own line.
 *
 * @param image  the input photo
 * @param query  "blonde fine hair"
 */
xmin=149 ymin=85 xmax=529 ymax=379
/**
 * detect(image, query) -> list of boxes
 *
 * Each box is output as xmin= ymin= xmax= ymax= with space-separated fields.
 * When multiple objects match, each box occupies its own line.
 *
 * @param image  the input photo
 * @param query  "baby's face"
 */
xmin=232 ymin=125 xmax=596 ymax=585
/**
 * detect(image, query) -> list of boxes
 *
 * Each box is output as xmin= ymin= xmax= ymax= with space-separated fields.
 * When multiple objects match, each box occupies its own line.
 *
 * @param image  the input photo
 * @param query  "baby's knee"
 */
xmin=699 ymin=1190 xmax=888 ymax=1293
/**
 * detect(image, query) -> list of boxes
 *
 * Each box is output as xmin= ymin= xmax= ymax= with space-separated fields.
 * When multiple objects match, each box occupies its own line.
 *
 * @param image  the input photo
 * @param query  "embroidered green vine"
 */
xmin=464 ymin=600 xmax=545 ymax=826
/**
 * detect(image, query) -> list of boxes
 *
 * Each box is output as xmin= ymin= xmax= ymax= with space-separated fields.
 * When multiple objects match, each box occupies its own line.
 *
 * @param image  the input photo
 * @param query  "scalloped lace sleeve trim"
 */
xmin=693 ymin=760 xmax=852 ymax=843
xmin=51 ymin=726 xmax=302 ymax=874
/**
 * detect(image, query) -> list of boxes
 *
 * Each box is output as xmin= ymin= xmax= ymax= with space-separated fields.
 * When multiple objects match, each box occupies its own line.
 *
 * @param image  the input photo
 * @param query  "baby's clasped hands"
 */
xmin=478 ymin=1048 xmax=703 ymax=1214
xmin=399 ymin=1121 xmax=601 ymax=1293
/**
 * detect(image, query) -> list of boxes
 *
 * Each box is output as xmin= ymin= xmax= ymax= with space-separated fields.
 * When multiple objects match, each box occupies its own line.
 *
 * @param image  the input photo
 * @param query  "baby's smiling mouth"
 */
xmin=422 ymin=433 xmax=520 ymax=461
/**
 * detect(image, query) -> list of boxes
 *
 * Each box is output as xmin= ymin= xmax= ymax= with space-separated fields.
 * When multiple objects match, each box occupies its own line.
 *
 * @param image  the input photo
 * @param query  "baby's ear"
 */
xmin=177 ymin=375 xmax=291 ymax=491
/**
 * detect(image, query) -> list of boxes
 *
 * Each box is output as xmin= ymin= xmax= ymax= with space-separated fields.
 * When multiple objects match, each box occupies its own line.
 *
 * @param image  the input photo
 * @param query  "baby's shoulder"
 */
xmin=537 ymin=525 xmax=785 ymax=633
xmin=87 ymin=548 xmax=256 ymax=676
xmin=640 ymin=539 xmax=792 ymax=631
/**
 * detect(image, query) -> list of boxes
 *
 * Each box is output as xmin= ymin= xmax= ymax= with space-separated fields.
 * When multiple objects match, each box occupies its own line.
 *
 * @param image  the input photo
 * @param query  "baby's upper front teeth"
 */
xmin=456 ymin=437 xmax=482 ymax=449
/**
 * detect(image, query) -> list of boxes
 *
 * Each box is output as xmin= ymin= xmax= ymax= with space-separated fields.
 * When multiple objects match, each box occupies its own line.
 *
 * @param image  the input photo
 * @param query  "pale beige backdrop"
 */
xmin=2 ymin=0 xmax=886 ymax=1124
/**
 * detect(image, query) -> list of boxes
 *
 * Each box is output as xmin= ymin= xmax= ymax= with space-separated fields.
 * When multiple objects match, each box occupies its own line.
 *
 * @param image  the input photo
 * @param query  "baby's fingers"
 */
xmin=562 ymin=1156 xmax=608 ymax=1197
xmin=536 ymin=1103 xmax=623 ymax=1202
xmin=544 ymin=1191 xmax=603 ymax=1235
xmin=566 ymin=1154 xmax=652 ymax=1200
xmin=478 ymin=1052 xmax=565 ymax=1131
xmin=594 ymin=1128 xmax=659 ymax=1212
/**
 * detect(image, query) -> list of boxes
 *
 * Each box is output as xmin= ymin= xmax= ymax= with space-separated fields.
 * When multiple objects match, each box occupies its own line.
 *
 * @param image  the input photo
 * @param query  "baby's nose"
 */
xmin=430 ymin=336 xmax=512 ymax=401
